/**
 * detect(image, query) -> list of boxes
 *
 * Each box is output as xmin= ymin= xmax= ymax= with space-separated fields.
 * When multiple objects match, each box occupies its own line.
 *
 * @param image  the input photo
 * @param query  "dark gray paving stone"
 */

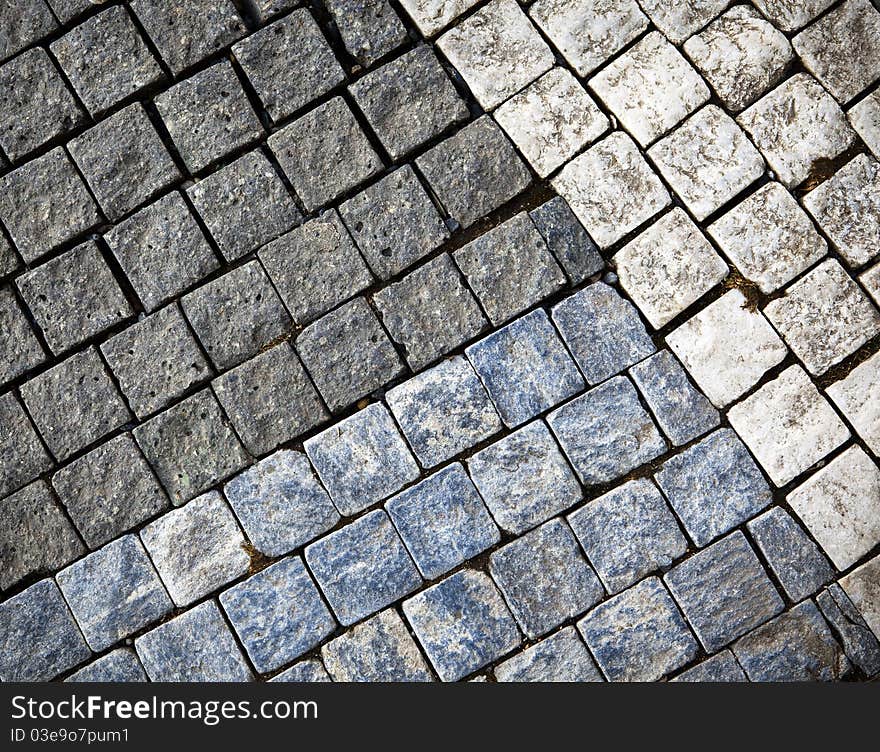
xmin=0 ymin=392 xmax=51 ymax=498
xmin=350 ymin=45 xmax=468 ymax=160
xmin=339 ymin=165 xmax=449 ymax=280
xmin=0 ymin=147 xmax=100 ymax=263
xmin=375 ymin=253 xmax=486 ymax=371
xmin=0 ymin=480 xmax=83 ymax=591
xmin=326 ymin=0 xmax=408 ymax=67
xmin=665 ymin=531 xmax=784 ymax=652
xmin=0 ymin=232 xmax=16 ymax=279
xmin=817 ymin=584 xmax=880 ymax=677
xmin=268 ymin=96 xmax=381 ymax=211
xmin=494 ymin=627 xmax=603 ymax=682
xmin=386 ymin=355 xmax=502 ymax=468
xmin=387 ymin=463 xmax=499 ymax=579
xmin=551 ymin=281 xmax=656 ymax=385
xmin=133 ymin=388 xmax=249 ymax=504
xmin=416 ymin=116 xmax=531 ymax=228
xmin=20 ymin=347 xmax=130 ymax=462
xmin=270 ymin=659 xmax=331 ymax=683
xmin=568 ymin=478 xmax=688 ymax=594
xmin=655 ymin=428 xmax=772 ymax=548
xmin=68 ymin=103 xmax=181 ymax=221
xmin=232 ymin=9 xmax=344 ymax=123
xmin=155 ymin=60 xmax=263 ymax=174
xmin=223 ymin=449 xmax=340 ymax=557
xmin=0 ymin=47 xmax=84 ymax=161
xmin=65 ymin=648 xmax=147 ymax=683
xmin=629 ymin=350 xmax=720 ymax=446
xmin=45 ymin=0 xmax=91 ymax=24
xmin=188 ymin=150 xmax=301 ymax=263
xmin=135 ymin=600 xmax=253 ymax=682
xmin=321 ymin=609 xmax=434 ymax=682
xmin=56 ymin=535 xmax=173 ymax=652
xmin=304 ymin=402 xmax=420 ymax=516
xmin=220 ymin=556 xmax=336 ymax=674
xmin=306 ymin=510 xmax=422 ymax=626
xmin=50 ymin=5 xmax=163 ymax=117
xmin=577 ymin=576 xmax=698 ymax=681
xmin=0 ymin=285 xmax=44 ymax=386
xmin=529 ymin=197 xmax=604 ymax=285
xmin=672 ymin=650 xmax=747 ymax=682
xmin=466 ymin=309 xmax=584 ymax=428
xmin=296 ymin=297 xmax=403 ymax=412
xmin=0 ymin=0 xmax=56 ymax=64
xmin=243 ymin=0 xmax=298 ymax=24
xmin=0 ymin=579 xmax=89 ymax=682
xmin=105 ymin=191 xmax=219 ymax=313
xmin=181 ymin=260 xmax=292 ymax=371
xmin=51 ymin=433 xmax=169 ymax=549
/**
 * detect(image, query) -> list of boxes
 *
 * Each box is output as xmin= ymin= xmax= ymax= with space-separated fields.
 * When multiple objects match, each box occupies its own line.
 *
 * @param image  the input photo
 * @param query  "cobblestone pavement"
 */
xmin=1 ymin=0 xmax=879 ymax=683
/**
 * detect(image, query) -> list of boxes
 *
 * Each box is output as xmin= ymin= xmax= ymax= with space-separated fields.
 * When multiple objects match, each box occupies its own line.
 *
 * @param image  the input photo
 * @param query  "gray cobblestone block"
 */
xmin=636 ymin=0 xmax=727 ymax=45
xmin=20 ymin=347 xmax=130 ymax=462
xmin=224 ymin=449 xmax=340 ymax=557
xmin=387 ymin=464 xmax=499 ymax=579
xmin=0 ymin=233 xmax=16 ymax=279
xmin=817 ymin=584 xmax=880 ymax=677
xmin=45 ymin=0 xmax=91 ymax=24
xmin=0 ymin=480 xmax=83 ymax=591
xmin=386 ymin=355 xmax=502 ymax=468
xmin=242 ymin=0 xmax=298 ymax=24
xmin=841 ymin=555 xmax=880 ymax=649
xmin=305 ymin=509 xmax=422 ymax=626
xmin=65 ymin=649 xmax=147 ymax=683
xmin=220 ymin=556 xmax=336 ymax=674
xmin=0 ymin=147 xmax=100 ymax=263
xmin=296 ymin=297 xmax=403 ymax=412
xmin=672 ymin=650 xmax=746 ymax=682
xmin=375 ymin=253 xmax=486 ymax=371
xmin=547 ymin=376 xmax=665 ymax=486
xmin=490 ymin=519 xmax=604 ymax=639
xmin=751 ymin=0 xmax=835 ymax=32
xmin=326 ymin=0 xmax=408 ymax=67
xmin=629 ymin=350 xmax=719 ymax=446
xmin=494 ymin=627 xmax=602 ymax=682
xmin=339 ymin=165 xmax=449 ymax=280
xmin=51 ymin=433 xmax=169 ymax=549
xmin=466 ymin=309 xmax=584 ymax=428
xmin=269 ymin=97 xmax=381 ymax=211
xmin=305 ymin=403 xmax=420 ymax=516
xmin=133 ymin=389 xmax=249 ymax=504
xmin=68 ymin=103 xmax=181 ymax=221
xmin=233 ymin=9 xmax=344 ymax=123
xmin=398 ymin=0 xmax=480 ymax=36
xmin=404 ymin=569 xmax=521 ymax=681
xmin=260 ymin=209 xmax=372 ymax=326
xmin=0 ymin=47 xmax=84 ymax=162
xmin=416 ymin=116 xmax=531 ymax=229
xmin=182 ymin=260 xmax=292 ymax=371
xmin=131 ymin=0 xmax=246 ymax=75
xmin=135 ymin=600 xmax=253 ymax=682
xmin=51 ymin=5 xmax=163 ymax=117
xmin=528 ymin=197 xmax=603 ymax=285
xmin=568 ymin=478 xmax=688 ymax=595
xmin=322 ymin=609 xmax=434 ymax=682
xmin=57 ymin=535 xmax=173 ymax=652
xmin=17 ymin=240 xmax=133 ymax=355
xmin=0 ymin=285 xmax=44 ymax=385
xmin=748 ymin=507 xmax=833 ymax=602
xmin=0 ymin=579 xmax=89 ymax=682
xmin=0 ymin=392 xmax=51 ymax=498
xmin=155 ymin=60 xmax=263 ymax=174
xmin=665 ymin=531 xmax=784 ymax=652
xmin=0 ymin=0 xmax=55 ymax=63
xmin=577 ymin=576 xmax=698 ymax=681
xmin=105 ymin=192 xmax=219 ymax=313
xmin=140 ymin=491 xmax=250 ymax=606
xmin=270 ymin=659 xmax=331 ymax=683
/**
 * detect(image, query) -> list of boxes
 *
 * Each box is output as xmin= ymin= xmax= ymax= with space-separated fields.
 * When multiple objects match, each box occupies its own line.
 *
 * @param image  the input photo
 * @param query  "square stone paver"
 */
xmin=494 ymin=627 xmax=602 ymax=682
xmin=0 ymin=0 xmax=56 ymax=64
xmin=849 ymin=89 xmax=880 ymax=159
xmin=398 ymin=0 xmax=480 ymax=36
xmin=0 ymin=285 xmax=44 ymax=386
xmin=271 ymin=659 xmax=331 ymax=683
xmin=827 ymin=350 xmax=880 ymax=455
xmin=45 ymin=0 xmax=92 ymax=24
xmin=751 ymin=0 xmax=835 ymax=32
xmin=65 ymin=649 xmax=147 ymax=683
xmin=841 ymin=554 xmax=880 ymax=643
xmin=529 ymin=197 xmax=604 ymax=284
xmin=637 ymin=0 xmax=728 ymax=43
xmin=863 ymin=262 xmax=880 ymax=306
xmin=816 ymin=583 xmax=880 ymax=677
xmin=326 ymin=0 xmax=407 ymax=67
xmin=0 ymin=392 xmax=51 ymax=498
xmin=672 ymin=650 xmax=747 ymax=682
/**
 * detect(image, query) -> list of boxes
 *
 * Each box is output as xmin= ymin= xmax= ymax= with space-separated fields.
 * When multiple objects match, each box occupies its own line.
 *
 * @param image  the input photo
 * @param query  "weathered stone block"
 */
xmin=494 ymin=627 xmax=602 ymax=682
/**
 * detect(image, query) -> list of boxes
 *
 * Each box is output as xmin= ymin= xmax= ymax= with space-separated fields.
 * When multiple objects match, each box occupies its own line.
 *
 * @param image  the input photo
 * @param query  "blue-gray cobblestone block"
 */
xmin=0 ymin=391 xmax=51 ymax=498
xmin=270 ymin=659 xmax=331 ymax=683
xmin=326 ymin=0 xmax=407 ymax=67
xmin=494 ymin=626 xmax=603 ymax=682
xmin=817 ymin=584 xmax=880 ymax=677
xmin=220 ymin=556 xmax=336 ymax=674
xmin=577 ymin=577 xmax=699 ymax=682
xmin=629 ymin=350 xmax=719 ymax=446
xmin=655 ymin=428 xmax=772 ymax=547
xmin=529 ymin=196 xmax=604 ymax=284
xmin=57 ymin=535 xmax=173 ymax=652
xmin=305 ymin=509 xmax=422 ymax=626
xmin=0 ymin=0 xmax=56 ymax=64
xmin=0 ymin=578 xmax=90 ymax=682
xmin=547 ymin=376 xmax=666 ymax=485
xmin=224 ymin=450 xmax=340 ymax=557
xmin=305 ymin=402 xmax=420 ymax=516
xmin=321 ymin=609 xmax=434 ymax=682
xmin=46 ymin=0 xmax=91 ymax=24
xmin=489 ymin=519 xmax=604 ymax=639
xmin=747 ymin=507 xmax=834 ymax=602
xmin=403 ymin=569 xmax=522 ymax=682
xmin=386 ymin=463 xmax=500 ymax=579
xmin=671 ymin=650 xmax=747 ymax=682
xmin=733 ymin=601 xmax=850 ymax=681
xmin=135 ymin=601 xmax=253 ymax=682
xmin=65 ymin=649 xmax=147 ymax=683
xmin=665 ymin=531 xmax=784 ymax=652
xmin=568 ymin=478 xmax=688 ymax=594
xmin=466 ymin=309 xmax=585 ymax=428
xmin=0 ymin=285 xmax=44 ymax=386
xmin=551 ymin=282 xmax=656 ymax=385
xmin=386 ymin=356 xmax=502 ymax=468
